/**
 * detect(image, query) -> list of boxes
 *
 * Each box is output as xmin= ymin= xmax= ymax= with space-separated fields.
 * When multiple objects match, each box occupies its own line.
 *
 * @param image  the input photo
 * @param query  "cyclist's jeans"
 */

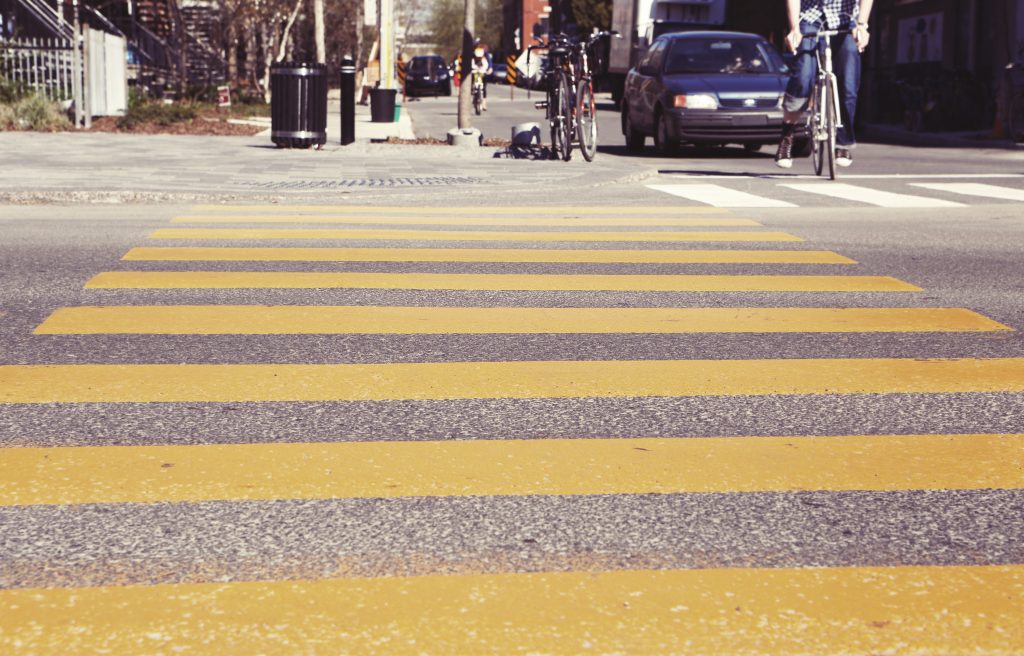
xmin=783 ymin=21 xmax=861 ymax=147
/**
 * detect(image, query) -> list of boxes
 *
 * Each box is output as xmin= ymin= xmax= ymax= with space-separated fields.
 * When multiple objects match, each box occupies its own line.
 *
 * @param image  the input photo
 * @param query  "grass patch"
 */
xmin=0 ymin=93 xmax=71 ymax=131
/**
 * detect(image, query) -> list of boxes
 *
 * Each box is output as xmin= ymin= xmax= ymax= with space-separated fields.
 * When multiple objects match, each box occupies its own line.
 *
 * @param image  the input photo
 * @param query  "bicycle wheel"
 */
xmin=576 ymin=77 xmax=597 ymax=162
xmin=555 ymin=71 xmax=573 ymax=161
xmin=811 ymin=82 xmax=826 ymax=176
xmin=825 ymin=77 xmax=838 ymax=180
xmin=473 ymin=90 xmax=482 ymax=115
xmin=548 ymin=82 xmax=562 ymax=159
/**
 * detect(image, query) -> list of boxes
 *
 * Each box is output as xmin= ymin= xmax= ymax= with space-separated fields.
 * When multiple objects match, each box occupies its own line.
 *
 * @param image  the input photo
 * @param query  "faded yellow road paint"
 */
xmin=123 ymin=246 xmax=856 ymax=264
xmin=150 ymin=228 xmax=804 ymax=243
xmin=171 ymin=214 xmax=761 ymax=227
xmin=190 ymin=204 xmax=730 ymax=215
xmin=2 ymin=358 xmax=1023 ymax=403
xmin=84 ymin=272 xmax=920 ymax=292
xmin=3 ymin=434 xmax=1021 ymax=506
xmin=35 ymin=306 xmax=1008 ymax=335
xmin=2 ymin=565 xmax=1022 ymax=654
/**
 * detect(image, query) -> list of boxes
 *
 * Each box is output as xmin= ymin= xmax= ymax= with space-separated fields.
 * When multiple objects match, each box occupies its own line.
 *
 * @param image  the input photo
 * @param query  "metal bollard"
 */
xmin=340 ymin=55 xmax=356 ymax=146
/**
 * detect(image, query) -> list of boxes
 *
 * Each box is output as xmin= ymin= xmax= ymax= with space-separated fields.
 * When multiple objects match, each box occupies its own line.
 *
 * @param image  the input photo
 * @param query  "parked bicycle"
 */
xmin=806 ymin=26 xmax=851 ymax=179
xmin=572 ymin=30 xmax=619 ymax=162
xmin=528 ymin=33 xmax=575 ymax=160
xmin=528 ymin=30 xmax=619 ymax=162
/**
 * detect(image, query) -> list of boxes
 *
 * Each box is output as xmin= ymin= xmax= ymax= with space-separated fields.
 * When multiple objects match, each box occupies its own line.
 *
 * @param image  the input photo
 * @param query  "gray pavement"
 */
xmin=2 ymin=118 xmax=1024 ymax=651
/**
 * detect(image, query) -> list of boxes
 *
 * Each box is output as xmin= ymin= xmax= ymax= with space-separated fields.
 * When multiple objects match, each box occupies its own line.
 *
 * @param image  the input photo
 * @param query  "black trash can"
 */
xmin=270 ymin=62 xmax=328 ymax=148
xmin=369 ymin=88 xmax=397 ymax=123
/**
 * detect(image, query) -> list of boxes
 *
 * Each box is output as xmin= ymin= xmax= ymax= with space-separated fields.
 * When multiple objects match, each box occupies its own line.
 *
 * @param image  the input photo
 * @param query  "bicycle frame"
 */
xmin=806 ymin=27 xmax=850 ymax=178
xmin=813 ymin=31 xmax=844 ymax=134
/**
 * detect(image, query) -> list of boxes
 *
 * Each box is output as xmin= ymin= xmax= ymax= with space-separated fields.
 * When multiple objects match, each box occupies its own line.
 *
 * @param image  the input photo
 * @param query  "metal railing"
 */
xmin=15 ymin=0 xmax=73 ymax=40
xmin=0 ymin=37 xmax=76 ymax=100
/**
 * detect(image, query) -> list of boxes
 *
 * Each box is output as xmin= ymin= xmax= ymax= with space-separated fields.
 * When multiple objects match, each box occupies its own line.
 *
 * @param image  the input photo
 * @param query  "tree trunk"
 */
xmin=457 ymin=0 xmax=474 ymax=129
xmin=227 ymin=22 xmax=238 ymax=89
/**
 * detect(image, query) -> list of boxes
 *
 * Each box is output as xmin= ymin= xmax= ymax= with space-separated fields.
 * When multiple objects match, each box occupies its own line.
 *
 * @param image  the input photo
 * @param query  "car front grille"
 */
xmin=718 ymin=98 xmax=779 ymax=109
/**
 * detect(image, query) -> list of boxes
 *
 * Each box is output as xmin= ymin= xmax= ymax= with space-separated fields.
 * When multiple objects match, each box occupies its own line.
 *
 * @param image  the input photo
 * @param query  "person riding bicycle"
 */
xmin=471 ymin=46 xmax=493 ymax=111
xmin=775 ymin=0 xmax=873 ymax=169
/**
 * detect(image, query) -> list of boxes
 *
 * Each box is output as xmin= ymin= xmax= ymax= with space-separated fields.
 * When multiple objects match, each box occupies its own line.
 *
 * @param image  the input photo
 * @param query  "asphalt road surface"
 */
xmin=1 ymin=133 xmax=1024 ymax=653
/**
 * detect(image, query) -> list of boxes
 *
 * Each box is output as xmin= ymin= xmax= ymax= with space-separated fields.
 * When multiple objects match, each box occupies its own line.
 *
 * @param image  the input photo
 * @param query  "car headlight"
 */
xmin=673 ymin=94 xmax=718 ymax=109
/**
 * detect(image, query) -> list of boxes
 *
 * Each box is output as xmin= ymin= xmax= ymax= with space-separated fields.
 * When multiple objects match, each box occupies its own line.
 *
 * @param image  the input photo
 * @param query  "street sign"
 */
xmin=506 ymin=55 xmax=517 ymax=85
xmin=216 ymin=85 xmax=231 ymax=108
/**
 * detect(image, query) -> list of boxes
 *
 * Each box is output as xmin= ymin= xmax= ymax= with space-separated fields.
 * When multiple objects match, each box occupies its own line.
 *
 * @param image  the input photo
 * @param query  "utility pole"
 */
xmin=314 ymin=0 xmax=325 ymax=63
xmin=70 ymin=0 xmax=82 ymax=129
xmin=457 ymin=0 xmax=474 ymax=128
xmin=379 ymin=0 xmax=395 ymax=89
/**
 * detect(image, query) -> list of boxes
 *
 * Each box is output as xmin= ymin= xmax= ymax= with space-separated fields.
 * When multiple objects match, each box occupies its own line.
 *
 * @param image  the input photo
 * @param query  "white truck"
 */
xmin=607 ymin=0 xmax=727 ymax=102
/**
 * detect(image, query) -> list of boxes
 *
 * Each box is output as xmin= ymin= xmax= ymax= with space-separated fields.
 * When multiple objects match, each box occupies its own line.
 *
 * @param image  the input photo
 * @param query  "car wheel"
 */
xmin=623 ymin=109 xmax=645 ymax=152
xmin=654 ymin=111 xmax=678 ymax=156
xmin=744 ymin=143 xmax=763 ymax=153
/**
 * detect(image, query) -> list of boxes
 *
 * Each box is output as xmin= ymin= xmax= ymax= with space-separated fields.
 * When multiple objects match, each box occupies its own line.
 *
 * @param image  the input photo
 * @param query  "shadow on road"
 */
xmin=493 ymin=145 xmax=558 ymax=160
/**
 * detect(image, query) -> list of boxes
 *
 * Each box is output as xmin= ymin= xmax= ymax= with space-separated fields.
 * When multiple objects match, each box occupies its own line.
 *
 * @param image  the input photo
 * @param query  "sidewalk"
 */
xmin=861 ymin=123 xmax=1024 ymax=150
xmin=0 ymin=107 xmax=632 ymax=204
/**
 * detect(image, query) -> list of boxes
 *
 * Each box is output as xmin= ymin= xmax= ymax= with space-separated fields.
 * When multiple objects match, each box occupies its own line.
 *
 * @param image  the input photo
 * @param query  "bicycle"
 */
xmin=529 ymin=33 xmax=575 ymax=161
xmin=571 ymin=30 xmax=619 ymax=162
xmin=805 ymin=26 xmax=851 ymax=180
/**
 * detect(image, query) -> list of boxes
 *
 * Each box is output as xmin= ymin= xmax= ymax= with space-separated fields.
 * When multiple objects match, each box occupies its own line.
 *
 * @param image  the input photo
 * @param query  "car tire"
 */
xmin=623 ymin=109 xmax=645 ymax=152
xmin=744 ymin=143 xmax=763 ymax=153
xmin=654 ymin=111 xmax=678 ymax=157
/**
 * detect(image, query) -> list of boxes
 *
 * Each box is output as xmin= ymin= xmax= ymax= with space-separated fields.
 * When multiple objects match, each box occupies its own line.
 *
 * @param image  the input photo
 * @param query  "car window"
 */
xmin=664 ymin=38 xmax=780 ymax=74
xmin=410 ymin=57 xmax=444 ymax=74
xmin=648 ymin=41 xmax=667 ymax=72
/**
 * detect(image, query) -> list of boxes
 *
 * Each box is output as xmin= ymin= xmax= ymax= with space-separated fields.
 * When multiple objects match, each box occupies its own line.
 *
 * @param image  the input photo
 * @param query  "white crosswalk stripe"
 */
xmin=910 ymin=183 xmax=1024 ymax=203
xmin=646 ymin=184 xmax=797 ymax=208
xmin=648 ymin=179 xmax=1024 ymax=208
xmin=780 ymin=183 xmax=966 ymax=208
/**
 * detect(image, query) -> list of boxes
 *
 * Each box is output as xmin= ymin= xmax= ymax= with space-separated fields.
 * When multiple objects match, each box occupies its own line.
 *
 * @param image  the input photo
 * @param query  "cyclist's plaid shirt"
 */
xmin=800 ymin=0 xmax=860 ymax=28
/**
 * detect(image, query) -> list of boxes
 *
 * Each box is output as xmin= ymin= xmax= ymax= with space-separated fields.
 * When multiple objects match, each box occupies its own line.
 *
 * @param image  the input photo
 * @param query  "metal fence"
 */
xmin=0 ymin=37 xmax=76 ymax=100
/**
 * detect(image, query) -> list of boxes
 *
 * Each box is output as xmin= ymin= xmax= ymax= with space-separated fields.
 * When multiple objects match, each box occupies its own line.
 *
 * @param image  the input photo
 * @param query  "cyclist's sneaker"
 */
xmin=836 ymin=147 xmax=853 ymax=167
xmin=774 ymin=135 xmax=794 ymax=169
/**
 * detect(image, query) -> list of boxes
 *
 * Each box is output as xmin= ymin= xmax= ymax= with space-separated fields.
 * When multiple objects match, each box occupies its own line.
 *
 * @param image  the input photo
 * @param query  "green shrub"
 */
xmin=0 ymin=93 xmax=70 ymax=131
xmin=0 ymin=76 xmax=28 ymax=103
xmin=117 ymin=100 xmax=197 ymax=129
xmin=0 ymin=103 xmax=16 ymax=129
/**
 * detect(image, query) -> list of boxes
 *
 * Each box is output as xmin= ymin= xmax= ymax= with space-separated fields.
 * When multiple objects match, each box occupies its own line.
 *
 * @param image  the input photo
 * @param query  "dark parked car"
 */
xmin=405 ymin=55 xmax=452 ymax=97
xmin=620 ymin=31 xmax=810 ymax=156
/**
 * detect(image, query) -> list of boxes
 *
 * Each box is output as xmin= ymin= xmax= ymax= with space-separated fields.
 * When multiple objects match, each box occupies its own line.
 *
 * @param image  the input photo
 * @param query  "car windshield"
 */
xmin=409 ymin=58 xmax=442 ymax=74
xmin=664 ymin=38 xmax=780 ymax=75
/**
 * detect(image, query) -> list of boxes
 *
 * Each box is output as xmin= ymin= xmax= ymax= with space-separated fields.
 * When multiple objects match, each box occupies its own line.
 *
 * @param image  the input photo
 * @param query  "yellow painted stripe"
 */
xmin=149 ymin=228 xmax=803 ymax=242
xmin=2 ymin=565 xmax=1022 ymax=654
xmin=34 ymin=306 xmax=1009 ymax=335
xmin=2 ymin=358 xmax=1023 ymax=403
xmin=84 ymin=272 xmax=919 ymax=292
xmin=190 ymin=204 xmax=730 ymax=215
xmin=171 ymin=214 xmax=762 ymax=227
xmin=123 ymin=246 xmax=856 ymax=264
xmin=3 ymin=434 xmax=1022 ymax=506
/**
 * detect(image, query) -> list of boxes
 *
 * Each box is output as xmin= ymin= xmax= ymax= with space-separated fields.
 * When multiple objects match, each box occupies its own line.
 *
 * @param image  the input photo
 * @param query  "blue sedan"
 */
xmin=621 ymin=31 xmax=810 ymax=156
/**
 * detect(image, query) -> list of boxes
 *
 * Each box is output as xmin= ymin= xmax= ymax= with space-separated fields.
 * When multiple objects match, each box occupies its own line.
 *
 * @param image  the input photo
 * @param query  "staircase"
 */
xmin=181 ymin=1 xmax=225 ymax=85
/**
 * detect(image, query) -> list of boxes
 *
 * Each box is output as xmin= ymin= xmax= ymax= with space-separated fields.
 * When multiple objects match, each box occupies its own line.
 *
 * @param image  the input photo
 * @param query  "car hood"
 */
xmin=663 ymin=73 xmax=786 ymax=97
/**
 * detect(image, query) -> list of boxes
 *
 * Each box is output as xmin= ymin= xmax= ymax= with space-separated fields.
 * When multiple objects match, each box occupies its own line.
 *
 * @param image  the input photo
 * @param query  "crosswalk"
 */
xmin=650 ymin=177 xmax=1024 ymax=207
xmin=2 ymin=204 xmax=1023 ymax=653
